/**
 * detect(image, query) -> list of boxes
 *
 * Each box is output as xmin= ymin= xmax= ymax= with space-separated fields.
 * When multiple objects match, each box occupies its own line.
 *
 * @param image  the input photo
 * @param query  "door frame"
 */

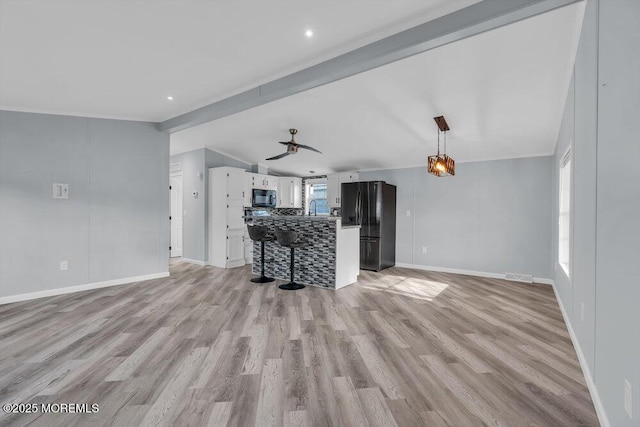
xmin=170 ymin=165 xmax=183 ymax=258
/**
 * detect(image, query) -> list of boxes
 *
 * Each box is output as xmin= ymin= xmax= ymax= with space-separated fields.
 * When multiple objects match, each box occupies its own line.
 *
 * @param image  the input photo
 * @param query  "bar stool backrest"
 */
xmin=247 ymin=224 xmax=269 ymax=242
xmin=275 ymin=229 xmax=298 ymax=247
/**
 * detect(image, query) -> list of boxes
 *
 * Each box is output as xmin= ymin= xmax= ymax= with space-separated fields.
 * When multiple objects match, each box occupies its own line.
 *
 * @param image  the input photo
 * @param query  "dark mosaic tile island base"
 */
xmin=251 ymin=217 xmax=337 ymax=288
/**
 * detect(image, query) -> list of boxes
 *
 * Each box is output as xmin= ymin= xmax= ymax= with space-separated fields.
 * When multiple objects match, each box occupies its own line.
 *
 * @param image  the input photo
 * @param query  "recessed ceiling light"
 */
xmin=305 ymin=29 xmax=313 ymax=38
xmin=167 ymin=96 xmax=174 ymax=101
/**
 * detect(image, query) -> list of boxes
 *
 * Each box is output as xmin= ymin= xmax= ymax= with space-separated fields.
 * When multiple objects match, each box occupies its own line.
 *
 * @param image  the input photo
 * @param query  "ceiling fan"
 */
xmin=266 ymin=129 xmax=322 ymax=160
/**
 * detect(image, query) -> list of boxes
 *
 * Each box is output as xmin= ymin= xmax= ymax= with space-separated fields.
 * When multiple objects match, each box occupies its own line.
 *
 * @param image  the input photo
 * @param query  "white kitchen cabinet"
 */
xmin=243 ymin=175 xmax=252 ymax=207
xmin=292 ymin=177 xmax=302 ymax=208
xmin=226 ymin=230 xmax=245 ymax=267
xmin=208 ymin=167 xmax=246 ymax=268
xmin=266 ymin=175 xmax=278 ymax=191
xmin=247 ymin=173 xmax=278 ymax=191
xmin=327 ymin=172 xmax=359 ymax=207
xmin=277 ymin=177 xmax=291 ymax=208
xmin=277 ymin=176 xmax=303 ymax=208
xmin=327 ymin=174 xmax=341 ymax=208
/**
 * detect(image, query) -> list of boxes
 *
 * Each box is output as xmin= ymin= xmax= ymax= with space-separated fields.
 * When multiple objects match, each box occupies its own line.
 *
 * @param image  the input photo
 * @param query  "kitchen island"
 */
xmin=250 ymin=216 xmax=359 ymax=289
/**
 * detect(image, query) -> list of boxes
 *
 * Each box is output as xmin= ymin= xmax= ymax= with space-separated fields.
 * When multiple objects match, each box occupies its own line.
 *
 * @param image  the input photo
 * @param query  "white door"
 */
xmin=170 ymin=174 xmax=183 ymax=257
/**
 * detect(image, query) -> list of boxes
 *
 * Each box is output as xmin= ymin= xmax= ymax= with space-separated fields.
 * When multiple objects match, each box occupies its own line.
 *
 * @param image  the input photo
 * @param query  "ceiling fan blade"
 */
xmin=278 ymin=141 xmax=290 ymax=145
xmin=297 ymin=144 xmax=322 ymax=154
xmin=266 ymin=152 xmax=291 ymax=160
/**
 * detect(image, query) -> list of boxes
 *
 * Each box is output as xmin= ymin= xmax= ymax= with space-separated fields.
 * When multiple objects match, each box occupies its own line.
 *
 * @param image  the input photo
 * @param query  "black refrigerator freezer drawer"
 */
xmin=360 ymin=238 xmax=381 ymax=271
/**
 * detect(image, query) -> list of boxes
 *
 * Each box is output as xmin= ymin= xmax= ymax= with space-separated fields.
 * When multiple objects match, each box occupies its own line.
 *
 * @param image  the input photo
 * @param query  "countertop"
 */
xmin=253 ymin=215 xmax=338 ymax=221
xmin=250 ymin=215 xmax=360 ymax=228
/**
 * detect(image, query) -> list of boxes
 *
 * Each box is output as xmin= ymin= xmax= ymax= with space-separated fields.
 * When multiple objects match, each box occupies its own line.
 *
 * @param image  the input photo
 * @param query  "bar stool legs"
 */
xmin=251 ymin=241 xmax=275 ymax=283
xmin=278 ymin=247 xmax=305 ymax=290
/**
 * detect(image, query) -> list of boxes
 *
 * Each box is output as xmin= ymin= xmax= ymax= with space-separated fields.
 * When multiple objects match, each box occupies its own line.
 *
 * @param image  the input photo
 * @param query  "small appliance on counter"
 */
xmin=252 ymin=189 xmax=276 ymax=208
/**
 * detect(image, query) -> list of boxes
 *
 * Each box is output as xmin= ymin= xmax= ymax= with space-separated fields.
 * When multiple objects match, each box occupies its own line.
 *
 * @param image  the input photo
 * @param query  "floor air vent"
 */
xmin=505 ymin=273 xmax=534 ymax=283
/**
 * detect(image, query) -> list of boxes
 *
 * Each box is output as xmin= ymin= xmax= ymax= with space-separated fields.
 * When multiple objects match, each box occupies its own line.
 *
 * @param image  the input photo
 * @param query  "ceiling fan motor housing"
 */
xmin=287 ymin=144 xmax=299 ymax=154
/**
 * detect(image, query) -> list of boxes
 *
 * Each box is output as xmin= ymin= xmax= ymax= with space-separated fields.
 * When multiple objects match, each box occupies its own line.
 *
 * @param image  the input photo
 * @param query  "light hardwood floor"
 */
xmin=0 ymin=260 xmax=598 ymax=426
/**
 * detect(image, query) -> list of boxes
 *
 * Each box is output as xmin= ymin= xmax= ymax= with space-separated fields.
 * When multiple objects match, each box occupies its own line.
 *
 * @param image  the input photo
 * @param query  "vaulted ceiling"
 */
xmin=1 ymin=1 xmax=585 ymax=176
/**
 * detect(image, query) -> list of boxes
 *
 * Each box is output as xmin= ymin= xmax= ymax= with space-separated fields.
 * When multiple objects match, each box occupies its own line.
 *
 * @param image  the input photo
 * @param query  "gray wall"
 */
xmin=169 ymin=148 xmax=250 ymax=263
xmin=0 ymin=111 xmax=170 ymax=299
xmin=360 ymin=156 xmax=553 ymax=280
xmin=553 ymin=1 xmax=640 ymax=425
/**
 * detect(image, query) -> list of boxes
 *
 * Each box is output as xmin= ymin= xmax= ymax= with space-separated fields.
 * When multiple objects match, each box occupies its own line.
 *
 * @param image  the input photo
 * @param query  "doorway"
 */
xmin=170 ymin=168 xmax=183 ymax=258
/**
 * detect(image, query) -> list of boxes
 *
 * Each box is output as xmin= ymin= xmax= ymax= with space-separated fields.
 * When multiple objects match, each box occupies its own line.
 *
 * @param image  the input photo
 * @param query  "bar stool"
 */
xmin=275 ymin=229 xmax=307 ymax=290
xmin=247 ymin=224 xmax=275 ymax=283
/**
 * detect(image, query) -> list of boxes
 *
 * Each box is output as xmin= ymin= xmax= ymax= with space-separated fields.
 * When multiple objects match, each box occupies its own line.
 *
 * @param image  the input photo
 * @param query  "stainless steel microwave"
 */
xmin=252 ymin=189 xmax=276 ymax=208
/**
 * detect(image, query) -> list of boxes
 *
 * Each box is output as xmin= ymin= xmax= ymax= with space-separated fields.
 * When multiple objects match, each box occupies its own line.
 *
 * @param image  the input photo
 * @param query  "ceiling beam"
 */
xmin=159 ymin=0 xmax=581 ymax=133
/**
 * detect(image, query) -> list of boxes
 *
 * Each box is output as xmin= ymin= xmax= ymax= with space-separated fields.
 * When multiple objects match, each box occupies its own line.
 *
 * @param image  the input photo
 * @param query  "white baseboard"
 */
xmin=551 ymin=283 xmax=609 ymax=427
xmin=181 ymin=258 xmax=206 ymax=266
xmin=0 ymin=272 xmax=170 ymax=305
xmin=395 ymin=263 xmax=553 ymax=285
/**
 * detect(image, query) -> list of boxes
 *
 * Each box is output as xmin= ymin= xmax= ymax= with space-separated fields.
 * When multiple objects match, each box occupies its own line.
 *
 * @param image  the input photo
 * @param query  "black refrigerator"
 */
xmin=341 ymin=181 xmax=396 ymax=271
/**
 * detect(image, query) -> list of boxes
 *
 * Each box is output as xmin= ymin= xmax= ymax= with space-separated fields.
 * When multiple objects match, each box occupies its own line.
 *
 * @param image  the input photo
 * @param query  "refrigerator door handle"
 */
xmin=354 ymin=190 xmax=359 ymax=225
xmin=356 ymin=190 xmax=362 ymax=225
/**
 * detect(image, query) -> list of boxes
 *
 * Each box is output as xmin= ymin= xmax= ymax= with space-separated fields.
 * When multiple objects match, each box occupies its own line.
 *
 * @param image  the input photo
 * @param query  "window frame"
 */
xmin=305 ymin=177 xmax=330 ymax=216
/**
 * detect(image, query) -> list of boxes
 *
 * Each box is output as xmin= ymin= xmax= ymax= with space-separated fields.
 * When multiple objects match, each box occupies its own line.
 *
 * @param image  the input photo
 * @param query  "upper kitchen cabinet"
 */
xmin=247 ymin=173 xmax=277 ymax=191
xmin=277 ymin=177 xmax=302 ymax=208
xmin=243 ymin=174 xmax=253 ymax=207
xmin=327 ymin=172 xmax=359 ymax=207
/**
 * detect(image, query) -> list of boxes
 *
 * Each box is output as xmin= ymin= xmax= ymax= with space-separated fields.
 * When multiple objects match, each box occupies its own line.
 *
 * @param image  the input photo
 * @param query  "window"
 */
xmin=558 ymin=150 xmax=571 ymax=277
xmin=307 ymin=182 xmax=330 ymax=215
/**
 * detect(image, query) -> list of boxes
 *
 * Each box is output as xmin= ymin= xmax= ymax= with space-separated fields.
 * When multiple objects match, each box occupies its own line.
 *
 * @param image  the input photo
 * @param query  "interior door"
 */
xmin=170 ymin=174 xmax=183 ymax=257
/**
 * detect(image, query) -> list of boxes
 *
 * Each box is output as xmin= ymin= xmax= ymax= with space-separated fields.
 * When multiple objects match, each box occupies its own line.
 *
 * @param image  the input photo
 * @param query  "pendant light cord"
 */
xmin=444 ymin=129 xmax=447 ymax=156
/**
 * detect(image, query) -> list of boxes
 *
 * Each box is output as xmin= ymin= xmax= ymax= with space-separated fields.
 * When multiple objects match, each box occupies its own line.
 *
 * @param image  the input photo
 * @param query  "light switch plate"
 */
xmin=53 ymin=183 xmax=69 ymax=199
xmin=59 ymin=260 xmax=68 ymax=271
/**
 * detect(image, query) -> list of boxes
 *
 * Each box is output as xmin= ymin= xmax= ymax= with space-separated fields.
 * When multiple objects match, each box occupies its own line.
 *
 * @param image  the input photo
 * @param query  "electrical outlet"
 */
xmin=625 ymin=379 xmax=633 ymax=419
xmin=580 ymin=302 xmax=585 ymax=321
xmin=59 ymin=260 xmax=68 ymax=271
xmin=405 ymin=210 xmax=411 ymax=217
xmin=422 ymin=246 xmax=427 ymax=254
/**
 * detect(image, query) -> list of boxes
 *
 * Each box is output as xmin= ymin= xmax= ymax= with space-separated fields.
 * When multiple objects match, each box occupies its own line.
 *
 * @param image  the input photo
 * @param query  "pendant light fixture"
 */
xmin=427 ymin=116 xmax=455 ymax=177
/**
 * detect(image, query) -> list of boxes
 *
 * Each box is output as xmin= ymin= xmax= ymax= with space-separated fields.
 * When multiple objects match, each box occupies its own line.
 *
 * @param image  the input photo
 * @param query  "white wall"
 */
xmin=0 ymin=111 xmax=170 ymax=300
xmin=360 ymin=155 xmax=553 ymax=281
xmin=553 ymin=1 xmax=639 ymax=425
